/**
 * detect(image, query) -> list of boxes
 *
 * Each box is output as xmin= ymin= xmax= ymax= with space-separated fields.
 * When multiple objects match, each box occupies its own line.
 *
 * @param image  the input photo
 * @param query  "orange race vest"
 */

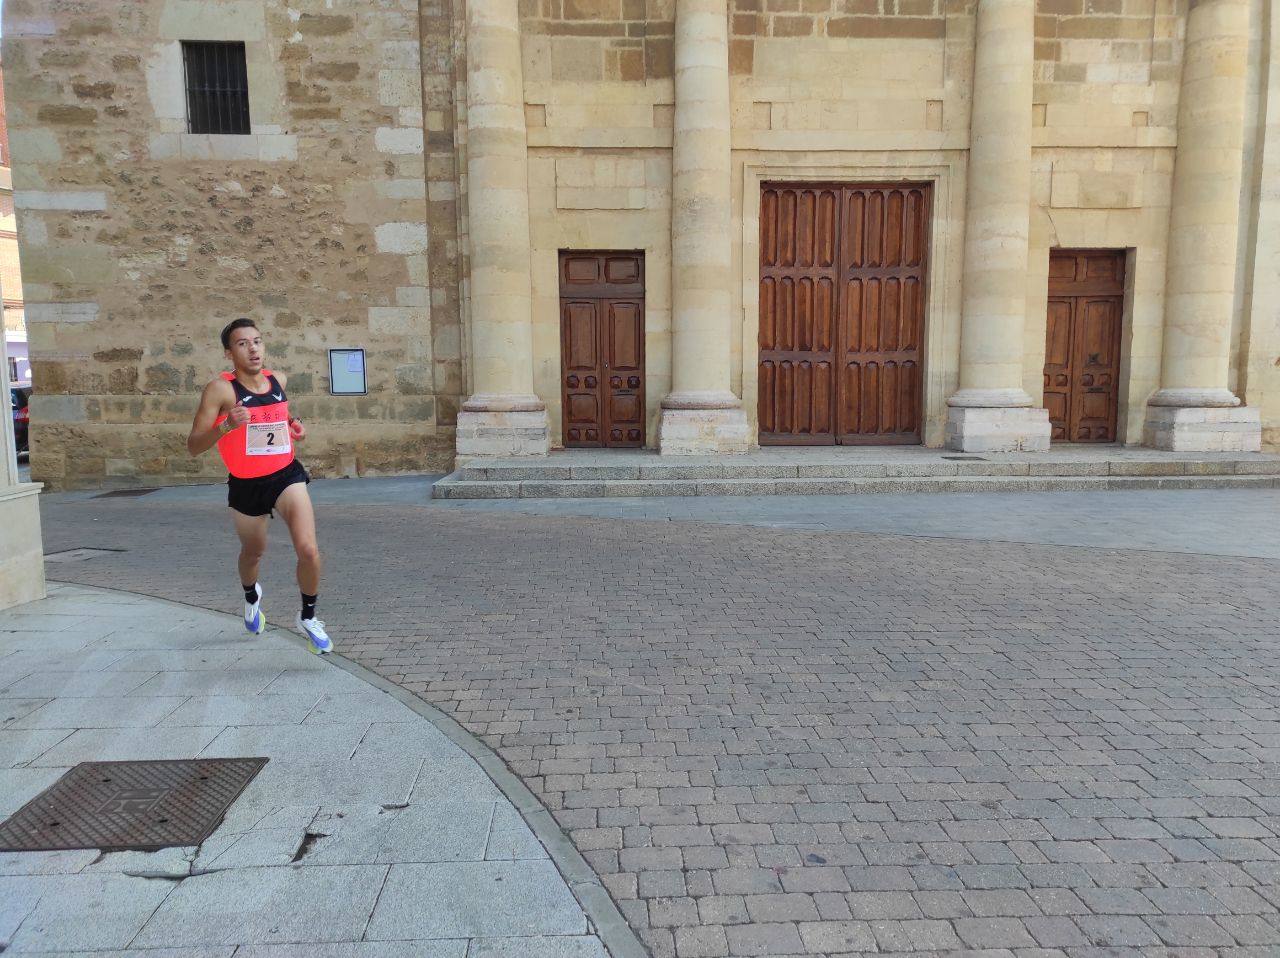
xmin=215 ymin=370 xmax=295 ymax=479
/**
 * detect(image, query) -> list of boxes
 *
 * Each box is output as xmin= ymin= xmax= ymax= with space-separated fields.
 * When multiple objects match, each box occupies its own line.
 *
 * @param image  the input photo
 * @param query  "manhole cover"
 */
xmin=44 ymin=548 xmax=125 ymax=563
xmin=92 ymin=488 xmax=159 ymax=499
xmin=0 ymin=758 xmax=267 ymax=852
xmin=942 ymin=455 xmax=987 ymax=461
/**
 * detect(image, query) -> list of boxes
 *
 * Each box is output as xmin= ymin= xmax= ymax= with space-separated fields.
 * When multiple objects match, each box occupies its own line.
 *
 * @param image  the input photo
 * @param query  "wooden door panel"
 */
xmin=560 ymin=253 xmax=645 ymax=448
xmin=760 ymin=360 xmax=834 ymax=443
xmin=843 ymin=278 xmax=863 ymax=353
xmin=566 ymin=393 xmax=600 ymax=425
xmin=761 ymin=182 xmax=927 ymax=445
xmin=1043 ymin=250 xmax=1124 ymax=443
xmin=1071 ymin=296 xmax=1121 ymax=442
xmin=564 ymin=301 xmax=598 ymax=371
xmin=759 ymin=185 xmax=842 ymax=444
xmin=881 ymin=278 xmax=901 ymax=351
xmin=902 ymin=190 xmax=926 ymax=267
xmin=834 ymin=185 xmax=928 ymax=444
xmin=608 ymin=301 xmax=642 ymax=371
xmin=1043 ymin=297 xmax=1072 ymax=441
xmin=604 ymin=299 xmax=645 ymax=446
xmin=605 ymin=255 xmax=640 ymax=285
xmin=564 ymin=255 xmax=601 ymax=285
xmin=1080 ymin=297 xmax=1117 ymax=366
xmin=562 ymin=299 xmax=603 ymax=447
xmin=901 ymin=277 xmax=922 ymax=350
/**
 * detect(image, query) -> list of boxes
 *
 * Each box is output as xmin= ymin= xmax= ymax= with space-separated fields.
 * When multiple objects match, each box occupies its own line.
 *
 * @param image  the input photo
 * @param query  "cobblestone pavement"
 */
xmin=37 ymin=483 xmax=1280 ymax=958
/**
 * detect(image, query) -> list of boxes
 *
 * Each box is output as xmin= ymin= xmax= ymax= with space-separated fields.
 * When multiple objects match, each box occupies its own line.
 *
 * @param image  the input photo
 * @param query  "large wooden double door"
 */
xmin=1043 ymin=249 xmax=1125 ymax=443
xmin=559 ymin=251 xmax=646 ymax=447
xmin=758 ymin=182 xmax=930 ymax=445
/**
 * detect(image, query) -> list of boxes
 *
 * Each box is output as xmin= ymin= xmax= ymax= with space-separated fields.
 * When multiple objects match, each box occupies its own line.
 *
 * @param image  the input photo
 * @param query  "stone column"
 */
xmin=657 ymin=0 xmax=749 ymax=455
xmin=454 ymin=0 xmax=549 ymax=458
xmin=945 ymin=0 xmax=1050 ymax=452
xmin=0 ymin=303 xmax=45 ymax=610
xmin=1144 ymin=0 xmax=1260 ymax=451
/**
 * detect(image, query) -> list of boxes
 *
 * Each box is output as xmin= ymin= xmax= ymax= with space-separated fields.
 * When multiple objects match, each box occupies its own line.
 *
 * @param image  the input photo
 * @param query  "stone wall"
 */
xmin=6 ymin=0 xmax=1280 ymax=479
xmin=3 ymin=0 xmax=452 ymax=489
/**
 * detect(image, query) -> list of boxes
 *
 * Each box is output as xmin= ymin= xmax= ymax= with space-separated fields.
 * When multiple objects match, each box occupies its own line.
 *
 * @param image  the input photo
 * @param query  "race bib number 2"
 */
xmin=245 ymin=420 xmax=291 ymax=456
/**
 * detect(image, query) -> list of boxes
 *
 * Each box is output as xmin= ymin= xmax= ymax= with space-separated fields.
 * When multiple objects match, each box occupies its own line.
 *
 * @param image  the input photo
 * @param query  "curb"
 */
xmin=43 ymin=579 xmax=651 ymax=958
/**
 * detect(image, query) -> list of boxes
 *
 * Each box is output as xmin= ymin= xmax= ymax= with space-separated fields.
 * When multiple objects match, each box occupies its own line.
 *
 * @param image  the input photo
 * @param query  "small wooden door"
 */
xmin=560 ymin=252 xmax=645 ymax=447
xmin=1043 ymin=250 xmax=1125 ymax=442
xmin=759 ymin=183 xmax=929 ymax=445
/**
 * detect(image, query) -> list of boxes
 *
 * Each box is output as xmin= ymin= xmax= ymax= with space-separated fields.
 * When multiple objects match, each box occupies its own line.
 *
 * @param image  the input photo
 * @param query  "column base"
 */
xmin=455 ymin=395 xmax=550 ymax=458
xmin=945 ymin=405 xmax=1051 ymax=453
xmin=1143 ymin=405 xmax=1261 ymax=452
xmin=658 ymin=392 xmax=750 ymax=455
xmin=0 ymin=484 xmax=46 ymax=611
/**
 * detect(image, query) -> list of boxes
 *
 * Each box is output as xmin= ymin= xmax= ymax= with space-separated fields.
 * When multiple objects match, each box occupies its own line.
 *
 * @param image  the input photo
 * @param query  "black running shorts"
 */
xmin=227 ymin=459 xmax=310 ymax=517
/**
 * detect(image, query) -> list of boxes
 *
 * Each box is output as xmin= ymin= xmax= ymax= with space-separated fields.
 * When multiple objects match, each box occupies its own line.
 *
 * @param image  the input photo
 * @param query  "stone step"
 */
xmin=452 ymin=456 xmax=1280 ymax=483
xmin=431 ymin=472 xmax=1280 ymax=500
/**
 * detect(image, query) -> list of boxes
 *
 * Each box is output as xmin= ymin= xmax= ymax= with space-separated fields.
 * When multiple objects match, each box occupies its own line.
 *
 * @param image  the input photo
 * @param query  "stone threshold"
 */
xmin=433 ymin=446 xmax=1280 ymax=499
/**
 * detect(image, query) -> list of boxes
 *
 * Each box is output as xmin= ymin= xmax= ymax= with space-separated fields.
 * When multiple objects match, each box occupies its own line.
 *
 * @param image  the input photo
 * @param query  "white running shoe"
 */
xmin=244 ymin=584 xmax=265 ymax=635
xmin=296 ymin=615 xmax=333 ymax=654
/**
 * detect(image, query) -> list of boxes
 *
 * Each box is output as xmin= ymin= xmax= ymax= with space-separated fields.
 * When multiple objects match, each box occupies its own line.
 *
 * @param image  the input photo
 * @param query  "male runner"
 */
xmin=186 ymin=318 xmax=333 ymax=653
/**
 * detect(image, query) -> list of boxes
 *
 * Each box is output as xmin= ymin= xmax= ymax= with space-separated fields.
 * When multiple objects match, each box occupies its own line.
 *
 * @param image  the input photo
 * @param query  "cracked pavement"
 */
xmin=0 ymin=583 xmax=615 ymax=957
xmin=25 ymin=480 xmax=1280 ymax=957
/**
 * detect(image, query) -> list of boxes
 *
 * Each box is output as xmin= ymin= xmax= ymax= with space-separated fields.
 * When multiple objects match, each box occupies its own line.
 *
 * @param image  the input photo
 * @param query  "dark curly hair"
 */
xmin=220 ymin=318 xmax=259 ymax=349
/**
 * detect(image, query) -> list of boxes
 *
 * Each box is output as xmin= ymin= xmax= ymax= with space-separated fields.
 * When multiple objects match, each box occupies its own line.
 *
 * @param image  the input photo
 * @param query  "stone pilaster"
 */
xmin=657 ymin=0 xmax=749 ymax=455
xmin=946 ymin=0 xmax=1049 ymax=452
xmin=1144 ymin=0 xmax=1260 ymax=452
xmin=0 ymin=306 xmax=45 ymax=611
xmin=456 ymin=0 xmax=549 ymax=458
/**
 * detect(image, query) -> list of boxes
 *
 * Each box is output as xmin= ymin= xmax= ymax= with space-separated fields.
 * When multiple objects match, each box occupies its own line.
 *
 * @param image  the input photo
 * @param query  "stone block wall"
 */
xmin=512 ymin=0 xmax=1278 ymax=451
xmin=6 ymin=0 xmax=1280 ymax=474
xmin=3 ymin=0 xmax=453 ymax=489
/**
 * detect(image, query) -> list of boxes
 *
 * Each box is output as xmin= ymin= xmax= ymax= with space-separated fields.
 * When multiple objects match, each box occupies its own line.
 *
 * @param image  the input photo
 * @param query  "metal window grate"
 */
xmin=182 ymin=41 xmax=251 ymax=135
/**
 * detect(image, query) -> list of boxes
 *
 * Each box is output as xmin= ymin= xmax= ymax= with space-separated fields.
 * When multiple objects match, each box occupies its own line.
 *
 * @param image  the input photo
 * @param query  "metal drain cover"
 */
xmin=0 ymin=758 xmax=268 ymax=852
xmin=942 ymin=455 xmax=987 ymax=461
xmin=92 ymin=488 xmax=159 ymax=499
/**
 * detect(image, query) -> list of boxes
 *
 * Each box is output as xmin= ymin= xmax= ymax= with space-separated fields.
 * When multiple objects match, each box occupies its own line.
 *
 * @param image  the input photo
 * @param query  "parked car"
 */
xmin=10 ymin=385 xmax=30 ymax=455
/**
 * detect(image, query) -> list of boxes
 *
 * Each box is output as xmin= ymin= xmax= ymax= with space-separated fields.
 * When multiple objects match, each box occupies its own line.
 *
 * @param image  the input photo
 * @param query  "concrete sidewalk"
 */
xmin=0 ymin=584 xmax=630 ymax=957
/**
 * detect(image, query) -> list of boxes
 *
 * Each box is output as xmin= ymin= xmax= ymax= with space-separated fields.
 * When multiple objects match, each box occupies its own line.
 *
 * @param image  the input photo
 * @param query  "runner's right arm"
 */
xmin=186 ymin=379 xmax=245 ymax=456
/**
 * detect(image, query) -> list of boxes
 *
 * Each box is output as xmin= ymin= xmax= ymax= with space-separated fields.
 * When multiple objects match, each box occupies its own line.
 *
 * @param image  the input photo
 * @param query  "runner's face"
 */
xmin=225 ymin=328 xmax=264 ymax=373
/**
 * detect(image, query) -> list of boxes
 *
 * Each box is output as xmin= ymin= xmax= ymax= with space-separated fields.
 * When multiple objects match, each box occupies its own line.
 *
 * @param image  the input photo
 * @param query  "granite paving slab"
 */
xmin=364 ymin=861 xmax=588 ymax=939
xmin=0 ymin=585 xmax=620 ymax=957
xmin=131 ymin=864 xmax=388 ymax=947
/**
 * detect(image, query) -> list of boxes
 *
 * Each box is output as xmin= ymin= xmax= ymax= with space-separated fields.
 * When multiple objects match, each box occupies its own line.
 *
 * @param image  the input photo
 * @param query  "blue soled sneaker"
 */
xmin=244 ymin=584 xmax=265 ymax=635
xmin=296 ymin=615 xmax=333 ymax=654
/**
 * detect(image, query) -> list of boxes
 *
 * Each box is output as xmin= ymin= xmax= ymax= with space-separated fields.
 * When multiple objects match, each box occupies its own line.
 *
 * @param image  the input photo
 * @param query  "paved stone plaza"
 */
xmin=0 ymin=584 xmax=620 ymax=956
xmin=24 ymin=481 xmax=1280 ymax=957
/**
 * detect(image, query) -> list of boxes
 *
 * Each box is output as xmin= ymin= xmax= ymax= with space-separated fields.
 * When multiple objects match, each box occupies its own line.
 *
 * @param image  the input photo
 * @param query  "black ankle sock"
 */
xmin=243 ymin=583 xmax=258 ymax=603
xmin=301 ymin=593 xmax=318 ymax=620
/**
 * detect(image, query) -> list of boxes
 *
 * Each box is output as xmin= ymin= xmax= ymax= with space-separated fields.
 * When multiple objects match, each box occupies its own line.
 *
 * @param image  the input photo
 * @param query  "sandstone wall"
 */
xmin=3 ymin=0 xmax=453 ymax=489
xmin=6 ymin=0 xmax=1279 ymax=478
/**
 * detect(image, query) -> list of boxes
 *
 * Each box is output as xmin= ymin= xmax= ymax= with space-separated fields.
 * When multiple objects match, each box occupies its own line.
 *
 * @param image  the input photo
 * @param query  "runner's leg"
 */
xmin=232 ymin=509 xmax=270 ymax=588
xmin=275 ymin=482 xmax=331 ymax=652
xmin=274 ymin=481 xmax=321 ymax=597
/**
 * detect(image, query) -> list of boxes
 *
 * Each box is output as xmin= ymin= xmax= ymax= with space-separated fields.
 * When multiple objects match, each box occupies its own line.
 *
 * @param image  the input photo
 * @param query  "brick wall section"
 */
xmin=1034 ymin=0 xmax=1183 ymax=130
xmin=730 ymin=0 xmax=948 ymax=75
xmin=523 ymin=0 xmax=675 ymax=82
xmin=2 ymin=0 xmax=451 ymax=489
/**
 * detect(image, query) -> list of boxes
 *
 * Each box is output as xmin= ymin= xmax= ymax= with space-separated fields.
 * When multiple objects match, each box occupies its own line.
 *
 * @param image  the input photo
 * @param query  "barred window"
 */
xmin=182 ymin=41 xmax=251 ymax=135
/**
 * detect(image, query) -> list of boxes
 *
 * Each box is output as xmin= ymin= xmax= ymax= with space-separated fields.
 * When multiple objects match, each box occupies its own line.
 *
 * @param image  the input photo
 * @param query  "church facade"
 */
xmin=4 ymin=0 xmax=1277 ymax=488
